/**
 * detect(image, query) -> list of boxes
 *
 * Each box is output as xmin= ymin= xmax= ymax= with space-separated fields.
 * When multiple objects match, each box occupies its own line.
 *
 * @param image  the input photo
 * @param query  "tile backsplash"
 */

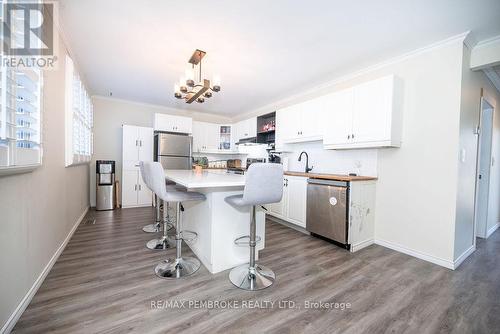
xmin=282 ymin=141 xmax=378 ymax=176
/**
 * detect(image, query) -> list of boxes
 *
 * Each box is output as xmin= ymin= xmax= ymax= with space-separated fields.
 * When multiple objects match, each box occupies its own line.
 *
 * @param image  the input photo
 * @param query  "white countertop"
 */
xmin=164 ymin=169 xmax=246 ymax=189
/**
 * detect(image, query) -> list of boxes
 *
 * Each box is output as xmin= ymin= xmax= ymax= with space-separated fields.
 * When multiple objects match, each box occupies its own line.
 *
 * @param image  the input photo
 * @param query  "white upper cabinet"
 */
xmin=276 ymin=99 xmax=324 ymax=144
xmin=323 ymin=75 xmax=403 ymax=149
xmin=154 ymin=113 xmax=193 ymax=134
xmin=192 ymin=121 xmax=234 ymax=153
xmin=234 ymin=117 xmax=257 ymax=142
xmin=322 ymin=88 xmax=354 ymax=147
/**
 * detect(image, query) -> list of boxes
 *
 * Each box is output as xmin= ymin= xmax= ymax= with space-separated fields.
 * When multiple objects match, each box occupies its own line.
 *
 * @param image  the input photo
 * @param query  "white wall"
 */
xmin=0 ymin=35 xmax=90 ymax=330
xmin=90 ymin=97 xmax=231 ymax=206
xmin=239 ymin=34 xmax=469 ymax=268
xmin=455 ymin=45 xmax=500 ymax=256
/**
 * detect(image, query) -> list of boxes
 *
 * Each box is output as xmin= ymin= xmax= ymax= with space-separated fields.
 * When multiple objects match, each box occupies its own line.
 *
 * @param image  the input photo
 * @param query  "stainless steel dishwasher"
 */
xmin=306 ymin=179 xmax=349 ymax=247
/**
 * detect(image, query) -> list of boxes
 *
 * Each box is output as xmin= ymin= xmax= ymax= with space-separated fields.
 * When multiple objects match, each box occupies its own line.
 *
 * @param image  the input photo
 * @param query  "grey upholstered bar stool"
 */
xmin=225 ymin=163 xmax=283 ymax=290
xmin=140 ymin=161 xmax=206 ymax=278
xmin=139 ymin=165 xmax=177 ymax=250
xmin=141 ymin=194 xmax=162 ymax=233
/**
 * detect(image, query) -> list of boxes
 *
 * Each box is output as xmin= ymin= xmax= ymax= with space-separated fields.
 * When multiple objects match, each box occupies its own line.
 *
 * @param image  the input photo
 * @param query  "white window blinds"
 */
xmin=0 ymin=67 xmax=42 ymax=168
xmin=65 ymin=55 xmax=93 ymax=166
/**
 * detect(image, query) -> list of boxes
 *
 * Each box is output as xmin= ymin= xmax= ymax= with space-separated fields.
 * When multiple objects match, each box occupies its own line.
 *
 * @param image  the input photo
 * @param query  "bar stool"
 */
xmin=225 ymin=163 xmax=283 ymax=290
xmin=140 ymin=161 xmax=206 ymax=278
xmin=139 ymin=166 xmax=178 ymax=250
xmin=141 ymin=194 xmax=162 ymax=233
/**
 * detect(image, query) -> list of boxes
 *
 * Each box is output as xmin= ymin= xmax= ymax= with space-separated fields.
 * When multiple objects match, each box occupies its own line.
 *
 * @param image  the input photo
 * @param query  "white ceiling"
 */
xmin=59 ymin=0 xmax=500 ymax=116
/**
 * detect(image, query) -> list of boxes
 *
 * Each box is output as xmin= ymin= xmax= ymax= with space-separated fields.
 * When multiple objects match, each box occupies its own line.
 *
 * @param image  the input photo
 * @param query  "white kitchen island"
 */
xmin=164 ymin=169 xmax=266 ymax=274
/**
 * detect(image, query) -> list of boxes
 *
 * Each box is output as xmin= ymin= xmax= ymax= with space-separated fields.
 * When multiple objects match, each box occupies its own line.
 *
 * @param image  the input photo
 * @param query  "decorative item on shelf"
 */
xmin=174 ymin=49 xmax=221 ymax=104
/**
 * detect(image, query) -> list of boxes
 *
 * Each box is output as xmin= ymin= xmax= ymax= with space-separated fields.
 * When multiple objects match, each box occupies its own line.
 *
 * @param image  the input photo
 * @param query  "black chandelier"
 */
xmin=174 ymin=49 xmax=221 ymax=104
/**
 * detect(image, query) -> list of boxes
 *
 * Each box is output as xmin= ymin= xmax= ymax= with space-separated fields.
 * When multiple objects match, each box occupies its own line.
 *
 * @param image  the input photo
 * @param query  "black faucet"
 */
xmin=298 ymin=151 xmax=313 ymax=173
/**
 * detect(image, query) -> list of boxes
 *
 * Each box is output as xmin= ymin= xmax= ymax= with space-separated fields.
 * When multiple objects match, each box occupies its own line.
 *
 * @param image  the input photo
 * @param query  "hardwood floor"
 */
xmin=13 ymin=207 xmax=500 ymax=334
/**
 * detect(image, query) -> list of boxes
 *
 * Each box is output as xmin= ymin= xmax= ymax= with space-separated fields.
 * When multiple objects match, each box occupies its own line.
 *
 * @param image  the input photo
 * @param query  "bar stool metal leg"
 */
xmin=229 ymin=206 xmax=275 ymax=290
xmin=155 ymin=202 xmax=201 ymax=278
xmin=146 ymin=199 xmax=175 ymax=250
xmin=142 ymin=195 xmax=162 ymax=233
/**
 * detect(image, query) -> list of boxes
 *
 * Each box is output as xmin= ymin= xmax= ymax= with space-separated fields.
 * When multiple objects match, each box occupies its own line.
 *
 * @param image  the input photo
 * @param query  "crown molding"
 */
xmin=233 ymin=32 xmax=470 ymax=122
xmin=92 ymin=95 xmax=232 ymax=122
xmin=484 ymin=68 xmax=500 ymax=94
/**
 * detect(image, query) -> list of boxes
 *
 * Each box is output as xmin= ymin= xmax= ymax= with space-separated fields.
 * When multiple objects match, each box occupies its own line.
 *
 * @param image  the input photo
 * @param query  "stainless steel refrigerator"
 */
xmin=154 ymin=132 xmax=192 ymax=169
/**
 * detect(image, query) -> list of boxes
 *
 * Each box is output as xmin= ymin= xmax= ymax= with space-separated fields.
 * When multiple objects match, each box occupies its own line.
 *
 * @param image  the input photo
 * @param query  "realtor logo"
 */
xmin=1 ymin=1 xmax=58 ymax=68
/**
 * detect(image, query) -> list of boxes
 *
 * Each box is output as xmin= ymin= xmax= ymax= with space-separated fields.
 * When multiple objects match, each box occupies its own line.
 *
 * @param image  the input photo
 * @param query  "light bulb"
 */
xmin=213 ymin=75 xmax=221 ymax=86
xmin=185 ymin=68 xmax=194 ymax=81
xmin=212 ymin=75 xmax=221 ymax=92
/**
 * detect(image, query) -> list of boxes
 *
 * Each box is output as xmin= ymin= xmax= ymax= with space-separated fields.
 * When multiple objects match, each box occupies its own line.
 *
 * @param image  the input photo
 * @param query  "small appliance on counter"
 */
xmin=227 ymin=158 xmax=265 ymax=175
xmin=268 ymin=152 xmax=281 ymax=164
xmin=227 ymin=159 xmax=242 ymax=169
xmin=208 ymin=160 xmax=227 ymax=169
xmin=96 ymin=160 xmax=116 ymax=211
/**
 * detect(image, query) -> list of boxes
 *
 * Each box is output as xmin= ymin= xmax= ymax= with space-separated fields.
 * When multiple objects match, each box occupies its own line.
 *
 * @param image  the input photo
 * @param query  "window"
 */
xmin=0 ymin=1 xmax=43 ymax=170
xmin=65 ymin=56 xmax=93 ymax=166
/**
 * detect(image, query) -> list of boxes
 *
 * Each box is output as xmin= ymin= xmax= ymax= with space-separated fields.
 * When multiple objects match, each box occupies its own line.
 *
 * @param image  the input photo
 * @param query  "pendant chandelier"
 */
xmin=174 ymin=49 xmax=221 ymax=104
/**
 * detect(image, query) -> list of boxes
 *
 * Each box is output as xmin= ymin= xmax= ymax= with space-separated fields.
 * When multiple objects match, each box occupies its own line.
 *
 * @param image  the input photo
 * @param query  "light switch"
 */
xmin=460 ymin=149 xmax=466 ymax=163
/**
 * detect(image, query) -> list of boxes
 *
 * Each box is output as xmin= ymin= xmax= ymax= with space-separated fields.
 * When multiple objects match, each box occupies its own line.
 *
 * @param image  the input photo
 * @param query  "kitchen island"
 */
xmin=164 ymin=169 xmax=265 ymax=274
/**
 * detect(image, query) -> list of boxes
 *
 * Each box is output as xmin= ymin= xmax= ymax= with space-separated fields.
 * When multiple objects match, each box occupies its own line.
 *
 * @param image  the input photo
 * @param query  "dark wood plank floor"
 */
xmin=13 ymin=207 xmax=500 ymax=334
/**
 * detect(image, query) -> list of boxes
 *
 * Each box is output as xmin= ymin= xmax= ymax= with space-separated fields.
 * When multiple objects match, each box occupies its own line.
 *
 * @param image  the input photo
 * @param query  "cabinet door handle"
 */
xmin=139 ymin=140 xmax=142 ymax=146
xmin=135 ymin=140 xmax=139 ymax=146
xmin=138 ymin=184 xmax=142 ymax=191
xmin=352 ymin=134 xmax=355 ymax=139
xmin=134 ymin=184 xmax=137 ymax=191
xmin=347 ymin=135 xmax=351 ymax=139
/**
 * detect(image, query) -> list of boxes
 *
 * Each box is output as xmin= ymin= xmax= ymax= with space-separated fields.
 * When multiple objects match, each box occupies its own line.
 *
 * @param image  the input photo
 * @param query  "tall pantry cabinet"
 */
xmin=122 ymin=125 xmax=153 ymax=208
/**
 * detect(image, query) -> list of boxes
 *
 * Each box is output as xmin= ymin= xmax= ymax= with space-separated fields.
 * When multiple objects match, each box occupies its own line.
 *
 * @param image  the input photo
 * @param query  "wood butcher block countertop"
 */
xmin=284 ymin=171 xmax=377 ymax=182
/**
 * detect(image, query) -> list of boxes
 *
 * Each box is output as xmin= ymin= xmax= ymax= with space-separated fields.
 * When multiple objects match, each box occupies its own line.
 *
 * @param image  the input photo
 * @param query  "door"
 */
xmin=157 ymin=133 xmax=192 ymax=156
xmin=279 ymin=105 xmax=301 ymax=142
xmin=175 ymin=115 xmax=193 ymax=134
xmin=475 ymin=98 xmax=494 ymax=238
xmin=205 ymin=123 xmax=220 ymax=151
xmin=286 ymin=176 xmax=307 ymax=227
xmin=245 ymin=117 xmax=257 ymax=138
xmin=301 ymin=96 xmax=324 ymax=140
xmin=192 ymin=121 xmax=204 ymax=153
xmin=137 ymin=175 xmax=152 ymax=206
xmin=352 ymin=75 xmax=393 ymax=144
xmin=138 ymin=127 xmax=153 ymax=162
xmin=122 ymin=170 xmax=138 ymax=207
xmin=323 ymin=89 xmax=354 ymax=146
xmin=122 ymin=125 xmax=139 ymax=162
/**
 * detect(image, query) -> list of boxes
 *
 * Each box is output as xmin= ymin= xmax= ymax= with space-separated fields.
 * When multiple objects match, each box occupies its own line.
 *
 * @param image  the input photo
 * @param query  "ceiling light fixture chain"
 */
xmin=174 ymin=49 xmax=221 ymax=104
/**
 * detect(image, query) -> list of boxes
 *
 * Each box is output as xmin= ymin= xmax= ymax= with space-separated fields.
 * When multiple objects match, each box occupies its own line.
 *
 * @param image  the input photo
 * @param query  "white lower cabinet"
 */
xmin=122 ymin=170 xmax=152 ymax=208
xmin=267 ymin=175 xmax=307 ymax=228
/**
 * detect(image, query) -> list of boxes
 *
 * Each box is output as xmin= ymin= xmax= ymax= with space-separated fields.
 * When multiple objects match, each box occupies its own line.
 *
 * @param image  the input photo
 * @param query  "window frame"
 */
xmin=64 ymin=55 xmax=93 ymax=167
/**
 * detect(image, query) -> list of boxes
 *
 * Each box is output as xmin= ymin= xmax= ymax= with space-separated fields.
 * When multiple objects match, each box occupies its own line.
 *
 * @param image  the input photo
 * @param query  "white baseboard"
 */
xmin=374 ymin=239 xmax=454 ymax=269
xmin=1 ymin=206 xmax=89 ymax=334
xmin=453 ymin=245 xmax=476 ymax=270
xmin=351 ymin=238 xmax=374 ymax=252
xmin=486 ymin=223 xmax=499 ymax=239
